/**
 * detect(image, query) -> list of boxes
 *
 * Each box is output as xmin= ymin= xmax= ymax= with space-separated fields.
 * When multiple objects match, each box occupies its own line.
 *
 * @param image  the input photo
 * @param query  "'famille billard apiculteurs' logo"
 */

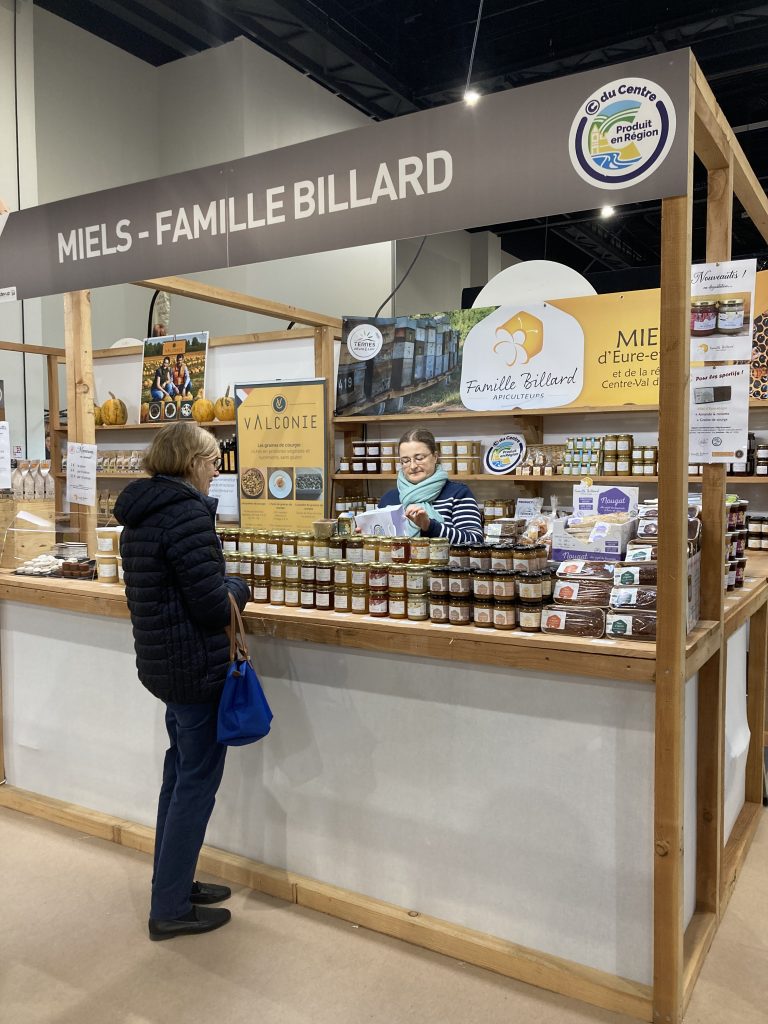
xmin=492 ymin=312 xmax=543 ymax=367
xmin=569 ymin=77 xmax=676 ymax=189
xmin=347 ymin=322 xmax=384 ymax=361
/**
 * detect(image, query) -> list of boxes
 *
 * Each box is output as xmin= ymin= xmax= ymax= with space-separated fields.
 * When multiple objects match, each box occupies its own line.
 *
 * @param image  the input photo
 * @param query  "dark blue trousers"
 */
xmin=150 ymin=701 xmax=227 ymax=920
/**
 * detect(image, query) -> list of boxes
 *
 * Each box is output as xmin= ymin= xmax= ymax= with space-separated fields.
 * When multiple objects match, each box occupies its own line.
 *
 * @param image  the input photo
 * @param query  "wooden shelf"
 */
xmin=334 ymin=473 xmax=768 ymax=486
xmin=334 ymin=404 xmax=660 ymax=424
xmin=55 ymin=422 xmax=233 ymax=432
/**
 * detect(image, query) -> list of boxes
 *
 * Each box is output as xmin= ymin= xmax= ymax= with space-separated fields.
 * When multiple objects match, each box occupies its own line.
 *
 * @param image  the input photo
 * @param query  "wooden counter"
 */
xmin=2 ymin=569 xmax=763 ymax=685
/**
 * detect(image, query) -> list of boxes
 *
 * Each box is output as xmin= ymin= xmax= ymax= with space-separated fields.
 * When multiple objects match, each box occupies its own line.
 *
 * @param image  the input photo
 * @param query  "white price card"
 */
xmin=66 ymin=442 xmax=98 ymax=506
xmin=0 ymin=421 xmax=11 ymax=490
xmin=689 ymin=364 xmax=750 ymax=463
xmin=209 ymin=474 xmax=239 ymax=520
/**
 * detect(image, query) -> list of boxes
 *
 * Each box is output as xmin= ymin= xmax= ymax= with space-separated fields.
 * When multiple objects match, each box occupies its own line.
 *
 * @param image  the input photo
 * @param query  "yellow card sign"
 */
xmin=236 ymin=380 xmax=327 ymax=531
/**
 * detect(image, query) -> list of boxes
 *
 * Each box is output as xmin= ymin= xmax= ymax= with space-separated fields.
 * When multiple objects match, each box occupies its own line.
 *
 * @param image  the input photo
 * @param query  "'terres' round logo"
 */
xmin=347 ymin=323 xmax=383 ymax=361
xmin=569 ymin=77 xmax=676 ymax=190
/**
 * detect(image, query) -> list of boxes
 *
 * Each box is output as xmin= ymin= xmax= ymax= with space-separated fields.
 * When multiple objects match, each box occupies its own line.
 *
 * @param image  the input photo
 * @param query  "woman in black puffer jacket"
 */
xmin=115 ymin=422 xmax=250 ymax=942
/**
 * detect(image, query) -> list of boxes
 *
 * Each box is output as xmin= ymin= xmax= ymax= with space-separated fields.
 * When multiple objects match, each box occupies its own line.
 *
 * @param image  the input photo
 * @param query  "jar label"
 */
xmin=285 ymin=591 xmax=300 ymax=606
xmin=543 ymin=609 xmax=566 ymax=630
xmin=390 ymin=598 xmax=406 ymax=615
xmin=429 ymin=577 xmax=449 ymax=593
xmin=493 ymin=608 xmax=516 ymax=626
xmin=254 ymin=586 xmax=268 ymax=601
xmin=352 ymin=596 xmax=367 ymax=611
xmin=351 ymin=570 xmax=368 ymax=586
xmin=473 ymin=607 xmax=492 ymax=623
xmin=222 ymin=541 xmax=237 ymax=552
xmin=448 ymin=606 xmax=469 ymax=623
xmin=285 ymin=565 xmax=300 ymax=580
xmin=473 ymin=580 xmax=492 ymax=597
xmin=408 ymin=597 xmax=427 ymax=612
xmin=692 ymin=311 xmax=717 ymax=332
xmin=335 ymin=596 xmax=349 ymax=611
xmin=718 ymin=309 xmax=744 ymax=329
xmin=493 ymin=580 xmax=515 ymax=598
xmin=519 ymin=608 xmax=541 ymax=628
xmin=301 ymin=567 xmax=315 ymax=581
xmin=316 ymin=592 xmax=331 ymax=608
xmin=270 ymin=587 xmax=285 ymax=603
xmin=316 ymin=568 xmax=332 ymax=583
xmin=300 ymin=592 xmax=314 ymax=606
xmin=329 ymin=550 xmax=343 ymax=560
xmin=518 ymin=581 xmax=542 ymax=600
xmin=297 ymin=545 xmax=312 ymax=558
xmin=430 ymin=605 xmax=449 ymax=621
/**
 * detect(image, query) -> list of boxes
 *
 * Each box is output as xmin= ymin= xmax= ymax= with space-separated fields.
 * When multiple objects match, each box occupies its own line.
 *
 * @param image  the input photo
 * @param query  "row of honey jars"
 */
xmin=428 ymin=595 xmax=541 ymax=631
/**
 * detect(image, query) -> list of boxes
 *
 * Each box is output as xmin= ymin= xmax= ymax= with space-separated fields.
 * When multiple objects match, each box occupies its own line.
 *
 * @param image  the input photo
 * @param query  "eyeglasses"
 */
xmin=208 ymin=456 xmax=223 ymax=470
xmin=399 ymin=453 xmax=433 ymax=466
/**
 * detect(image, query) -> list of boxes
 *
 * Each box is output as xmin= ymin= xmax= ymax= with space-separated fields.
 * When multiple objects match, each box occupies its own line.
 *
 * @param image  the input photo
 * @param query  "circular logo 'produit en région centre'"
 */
xmin=569 ymin=77 xmax=676 ymax=190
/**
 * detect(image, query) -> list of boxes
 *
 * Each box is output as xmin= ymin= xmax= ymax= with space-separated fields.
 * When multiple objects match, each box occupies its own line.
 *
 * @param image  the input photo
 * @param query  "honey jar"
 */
xmin=448 ymin=595 xmax=472 ymax=625
xmin=350 ymin=586 xmax=369 ymax=614
xmin=472 ymin=598 xmax=494 ymax=628
xmin=388 ymin=590 xmax=407 ymax=619
xmin=409 ymin=537 xmax=431 ymax=563
xmin=406 ymin=592 xmax=429 ymax=621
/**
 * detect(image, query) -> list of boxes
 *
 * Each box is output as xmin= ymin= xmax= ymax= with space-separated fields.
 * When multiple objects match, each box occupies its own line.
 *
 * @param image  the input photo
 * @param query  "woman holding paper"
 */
xmin=378 ymin=428 xmax=483 ymax=546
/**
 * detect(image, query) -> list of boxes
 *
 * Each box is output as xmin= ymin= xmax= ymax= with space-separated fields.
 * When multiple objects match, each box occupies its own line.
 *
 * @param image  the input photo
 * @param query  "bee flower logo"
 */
xmin=492 ymin=311 xmax=543 ymax=367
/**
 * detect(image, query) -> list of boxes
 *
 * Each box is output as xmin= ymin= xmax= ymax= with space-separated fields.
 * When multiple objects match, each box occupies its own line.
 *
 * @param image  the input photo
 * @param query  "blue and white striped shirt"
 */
xmin=379 ymin=479 xmax=484 ymax=546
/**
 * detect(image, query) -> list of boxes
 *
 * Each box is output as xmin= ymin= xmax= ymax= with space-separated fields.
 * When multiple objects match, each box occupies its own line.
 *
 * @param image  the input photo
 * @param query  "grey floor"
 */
xmin=1 ymin=805 xmax=767 ymax=1024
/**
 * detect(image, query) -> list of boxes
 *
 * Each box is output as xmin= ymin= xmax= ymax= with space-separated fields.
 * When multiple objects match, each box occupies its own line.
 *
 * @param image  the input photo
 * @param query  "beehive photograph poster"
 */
xmin=140 ymin=332 xmax=209 ymax=422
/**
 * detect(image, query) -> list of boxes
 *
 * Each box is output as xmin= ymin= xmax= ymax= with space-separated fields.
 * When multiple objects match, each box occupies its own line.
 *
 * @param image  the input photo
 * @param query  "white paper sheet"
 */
xmin=0 ymin=422 xmax=10 ymax=490
xmin=66 ymin=442 xmax=97 ymax=506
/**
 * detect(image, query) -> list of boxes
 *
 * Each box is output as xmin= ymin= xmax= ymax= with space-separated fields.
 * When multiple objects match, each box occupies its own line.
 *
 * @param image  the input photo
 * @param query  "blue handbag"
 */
xmin=217 ymin=594 xmax=273 ymax=746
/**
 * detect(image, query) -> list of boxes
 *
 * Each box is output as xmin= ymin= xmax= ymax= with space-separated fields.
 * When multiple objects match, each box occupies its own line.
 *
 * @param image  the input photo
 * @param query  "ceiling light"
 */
xmin=464 ymin=89 xmax=481 ymax=105
xmin=601 ymin=206 xmax=615 ymax=218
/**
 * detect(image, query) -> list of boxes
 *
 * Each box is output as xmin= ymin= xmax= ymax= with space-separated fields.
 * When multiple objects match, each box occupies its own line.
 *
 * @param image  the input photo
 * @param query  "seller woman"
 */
xmin=379 ymin=428 xmax=483 ymax=545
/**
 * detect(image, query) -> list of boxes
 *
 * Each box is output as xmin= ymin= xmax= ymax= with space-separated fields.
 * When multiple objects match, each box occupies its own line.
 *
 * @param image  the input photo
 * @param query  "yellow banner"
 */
xmin=549 ymin=289 xmax=661 ymax=408
xmin=236 ymin=380 xmax=327 ymax=531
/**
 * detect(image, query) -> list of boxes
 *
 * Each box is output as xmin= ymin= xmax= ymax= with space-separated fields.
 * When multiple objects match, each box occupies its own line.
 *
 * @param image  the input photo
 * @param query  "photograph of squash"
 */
xmin=140 ymin=332 xmax=209 ymax=409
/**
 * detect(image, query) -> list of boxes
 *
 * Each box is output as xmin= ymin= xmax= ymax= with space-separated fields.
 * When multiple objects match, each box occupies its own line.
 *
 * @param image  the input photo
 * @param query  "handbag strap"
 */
xmin=228 ymin=592 xmax=250 ymax=662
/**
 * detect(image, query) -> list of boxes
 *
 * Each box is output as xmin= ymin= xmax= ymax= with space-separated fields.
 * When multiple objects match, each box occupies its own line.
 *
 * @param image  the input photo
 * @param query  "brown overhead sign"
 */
xmin=0 ymin=51 xmax=691 ymax=301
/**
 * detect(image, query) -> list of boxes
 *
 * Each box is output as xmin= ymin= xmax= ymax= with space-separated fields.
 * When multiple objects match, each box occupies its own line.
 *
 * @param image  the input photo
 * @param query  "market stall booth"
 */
xmin=0 ymin=51 xmax=767 ymax=1024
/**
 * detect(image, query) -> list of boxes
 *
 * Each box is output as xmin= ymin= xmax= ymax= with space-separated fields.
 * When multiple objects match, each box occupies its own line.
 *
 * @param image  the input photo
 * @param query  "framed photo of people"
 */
xmin=140 ymin=332 xmax=209 ymax=422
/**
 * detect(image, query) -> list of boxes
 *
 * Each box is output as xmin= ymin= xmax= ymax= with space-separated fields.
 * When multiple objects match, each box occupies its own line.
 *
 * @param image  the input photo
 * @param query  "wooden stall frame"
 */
xmin=1 ymin=51 xmax=766 ymax=1024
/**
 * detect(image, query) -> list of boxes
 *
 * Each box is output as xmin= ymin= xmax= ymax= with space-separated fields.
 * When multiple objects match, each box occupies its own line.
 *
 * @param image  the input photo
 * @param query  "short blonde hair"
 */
xmin=142 ymin=422 xmax=219 ymax=478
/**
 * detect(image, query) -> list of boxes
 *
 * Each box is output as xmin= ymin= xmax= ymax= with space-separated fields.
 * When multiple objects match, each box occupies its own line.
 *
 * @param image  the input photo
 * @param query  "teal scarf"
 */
xmin=397 ymin=465 xmax=448 ymax=536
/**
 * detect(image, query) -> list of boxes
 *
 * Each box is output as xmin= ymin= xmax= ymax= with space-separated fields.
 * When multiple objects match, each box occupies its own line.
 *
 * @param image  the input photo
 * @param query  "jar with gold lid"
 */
xmin=284 ymin=580 xmax=301 ymax=607
xmin=314 ymin=559 xmax=333 ymax=585
xmin=369 ymin=590 xmax=388 ymax=618
xmin=616 ymin=434 xmax=633 ymax=454
xmin=604 ymin=435 xmax=618 ymax=454
xmin=269 ymin=581 xmax=285 ymax=606
xmin=409 ymin=537 xmax=431 ymax=563
xmin=328 ymin=536 xmax=346 ymax=560
xmin=429 ymin=537 xmax=450 ymax=564
xmin=429 ymin=595 xmax=450 ymax=624
xmin=333 ymin=585 xmax=350 ymax=612
xmin=448 ymin=594 xmax=472 ymax=625
xmin=388 ymin=564 xmax=407 ymax=591
xmin=252 ymin=531 xmax=268 ymax=555
xmin=391 ymin=537 xmax=411 ymax=563
xmin=333 ymin=561 xmax=351 ymax=587
xmin=350 ymin=586 xmax=369 ymax=614
xmin=472 ymin=598 xmax=494 ymax=628
xmin=299 ymin=559 xmax=315 ymax=583
xmin=368 ymin=563 xmax=389 ymax=590
xmin=377 ymin=538 xmax=394 ymax=564
xmin=284 ymin=556 xmax=301 ymax=582
xmin=220 ymin=529 xmax=239 ymax=553
xmin=362 ymin=537 xmax=379 ymax=563
xmin=407 ymin=592 xmax=429 ymax=621
xmin=223 ymin=552 xmax=239 ymax=576
xmin=406 ymin=565 xmax=429 ymax=592
xmin=315 ymin=583 xmax=333 ymax=610
xmin=350 ymin=563 xmax=369 ymax=588
xmin=251 ymin=578 xmax=269 ymax=603
xmin=717 ymin=297 xmax=745 ymax=335
xmin=237 ymin=530 xmax=254 ymax=554
xmin=345 ymin=536 xmax=364 ymax=563
xmin=300 ymin=582 xmax=315 ymax=609
xmin=472 ymin=571 xmax=494 ymax=599
xmin=296 ymin=533 xmax=314 ymax=558
xmin=313 ymin=539 xmax=330 ymax=560
xmin=388 ymin=590 xmax=407 ymax=619
xmin=266 ymin=532 xmax=281 ymax=556
xmin=269 ymin=556 xmax=286 ymax=581
xmin=493 ymin=599 xmax=517 ymax=630
xmin=252 ymin=554 xmax=268 ymax=580
xmin=691 ymin=299 xmax=717 ymax=336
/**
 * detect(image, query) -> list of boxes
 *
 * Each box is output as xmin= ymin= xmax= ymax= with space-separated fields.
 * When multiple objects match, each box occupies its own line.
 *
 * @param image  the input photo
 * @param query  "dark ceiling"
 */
xmin=36 ymin=0 xmax=768 ymax=292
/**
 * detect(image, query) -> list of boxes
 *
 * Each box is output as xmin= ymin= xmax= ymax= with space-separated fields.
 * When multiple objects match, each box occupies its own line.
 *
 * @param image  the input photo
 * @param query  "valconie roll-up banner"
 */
xmin=337 ymin=271 xmax=768 ymax=416
xmin=0 ymin=51 xmax=690 ymax=302
xmin=235 ymin=380 xmax=327 ymax=533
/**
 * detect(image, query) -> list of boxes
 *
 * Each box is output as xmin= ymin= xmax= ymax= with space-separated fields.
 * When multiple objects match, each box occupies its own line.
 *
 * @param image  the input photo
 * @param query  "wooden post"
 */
xmin=63 ymin=291 xmax=97 ymax=554
xmin=653 ymin=60 xmax=694 ymax=1018
xmin=695 ymin=156 xmax=733 ymax=917
xmin=318 ymin=326 xmax=337 ymax=520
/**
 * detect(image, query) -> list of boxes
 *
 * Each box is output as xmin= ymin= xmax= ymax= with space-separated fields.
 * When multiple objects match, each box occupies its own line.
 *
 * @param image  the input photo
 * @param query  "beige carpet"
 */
xmin=1 ymin=804 xmax=766 ymax=1024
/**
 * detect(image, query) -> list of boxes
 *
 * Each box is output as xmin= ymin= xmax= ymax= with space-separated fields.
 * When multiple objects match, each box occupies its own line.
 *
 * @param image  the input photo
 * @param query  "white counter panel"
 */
xmin=2 ymin=601 xmax=655 ymax=983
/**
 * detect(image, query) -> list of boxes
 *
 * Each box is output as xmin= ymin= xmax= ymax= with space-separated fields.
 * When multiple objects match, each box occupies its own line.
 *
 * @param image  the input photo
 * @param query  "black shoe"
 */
xmin=190 ymin=881 xmax=232 ymax=905
xmin=148 ymin=906 xmax=231 ymax=941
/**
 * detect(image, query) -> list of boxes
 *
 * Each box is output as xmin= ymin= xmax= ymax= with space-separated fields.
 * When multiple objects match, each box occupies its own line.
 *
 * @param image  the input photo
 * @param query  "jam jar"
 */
xmin=220 ymin=528 xmax=238 ymax=553
xmin=369 ymin=590 xmax=389 ymax=617
xmin=429 ymin=537 xmax=450 ymax=564
xmin=284 ymin=580 xmax=301 ymax=607
xmin=237 ymin=530 xmax=254 ymax=554
xmin=530 ymin=544 xmax=548 ymax=571
xmin=328 ymin=536 xmax=346 ymax=561
xmin=281 ymin=534 xmax=297 ymax=558
xmin=284 ymin=556 xmax=301 ymax=582
xmin=407 ymin=592 xmax=429 ymax=621
xmin=270 ymin=556 xmax=286 ymax=581
xmin=313 ymin=539 xmax=330 ymax=560
xmin=300 ymin=559 xmax=315 ymax=583
xmin=429 ymin=595 xmax=450 ymax=623
xmin=334 ymin=561 xmax=352 ymax=587
xmin=429 ymin=566 xmax=450 ymax=594
xmin=517 ymin=600 xmax=543 ymax=632
xmin=406 ymin=565 xmax=429 ymax=593
xmin=252 ymin=531 xmax=268 ymax=555
xmin=350 ymin=586 xmax=369 ymax=614
xmin=368 ymin=563 xmax=389 ymax=590
xmin=377 ymin=538 xmax=394 ymax=564
xmin=472 ymin=571 xmax=494 ymax=599
xmin=448 ymin=595 xmax=472 ymax=625
xmin=717 ymin=297 xmax=745 ymax=335
xmin=296 ymin=533 xmax=314 ymax=558
xmin=269 ymin=581 xmax=285 ymax=606
xmin=300 ymin=582 xmax=316 ymax=609
xmin=350 ymin=563 xmax=369 ymax=588
xmin=252 ymin=578 xmax=269 ymax=603
xmin=493 ymin=599 xmax=517 ymax=630
xmin=447 ymin=567 xmax=472 ymax=595
xmin=388 ymin=565 xmax=407 ymax=590
xmin=333 ymin=585 xmax=351 ymax=612
xmin=472 ymin=598 xmax=494 ymax=628
xmin=468 ymin=545 xmax=491 ymax=571
xmin=388 ymin=590 xmax=407 ymax=619
xmin=315 ymin=559 xmax=333 ymax=585
xmin=406 ymin=537 xmax=429 ymax=564
xmin=391 ymin=537 xmax=411 ymax=563
xmin=691 ymin=299 xmax=717 ymax=336
xmin=345 ymin=537 xmax=364 ymax=563
xmin=314 ymin=583 xmax=333 ymax=610
xmin=362 ymin=537 xmax=379 ymax=563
